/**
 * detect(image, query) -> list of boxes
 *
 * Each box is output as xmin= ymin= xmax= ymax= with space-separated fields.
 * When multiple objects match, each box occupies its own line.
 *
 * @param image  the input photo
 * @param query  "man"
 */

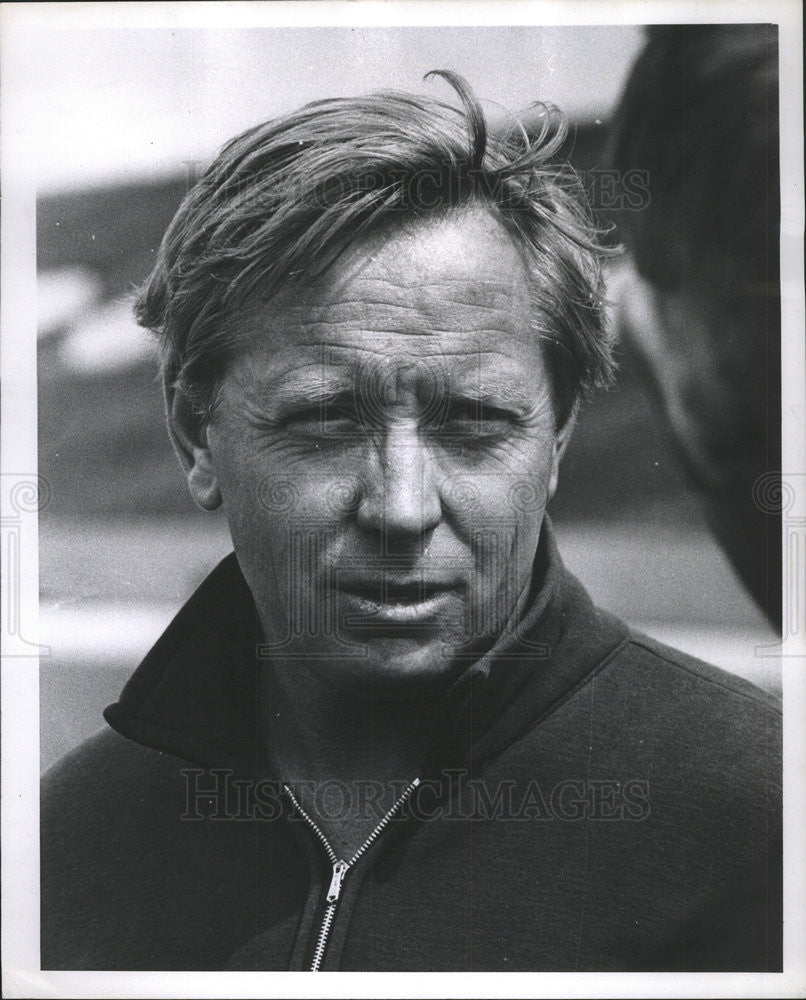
xmin=607 ymin=25 xmax=781 ymax=627
xmin=41 ymin=72 xmax=781 ymax=971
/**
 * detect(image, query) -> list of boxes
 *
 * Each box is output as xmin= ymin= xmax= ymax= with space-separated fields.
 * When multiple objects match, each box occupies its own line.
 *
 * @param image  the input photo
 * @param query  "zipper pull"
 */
xmin=327 ymin=860 xmax=349 ymax=903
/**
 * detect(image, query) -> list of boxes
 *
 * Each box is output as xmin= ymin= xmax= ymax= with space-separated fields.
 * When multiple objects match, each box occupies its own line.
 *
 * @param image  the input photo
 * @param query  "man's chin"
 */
xmin=296 ymin=634 xmax=464 ymax=700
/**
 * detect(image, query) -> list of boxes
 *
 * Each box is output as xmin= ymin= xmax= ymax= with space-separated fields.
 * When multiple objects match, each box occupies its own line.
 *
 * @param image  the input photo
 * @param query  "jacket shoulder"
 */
xmin=41 ymin=729 xmax=200 ymax=968
xmin=42 ymin=727 xmax=187 ymax=817
xmin=591 ymin=630 xmax=782 ymax=811
xmin=618 ymin=629 xmax=781 ymax=717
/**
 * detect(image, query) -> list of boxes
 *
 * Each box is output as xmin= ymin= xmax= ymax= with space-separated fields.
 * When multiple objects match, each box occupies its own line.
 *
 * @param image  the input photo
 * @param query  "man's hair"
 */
xmin=136 ymin=71 xmax=615 ymax=428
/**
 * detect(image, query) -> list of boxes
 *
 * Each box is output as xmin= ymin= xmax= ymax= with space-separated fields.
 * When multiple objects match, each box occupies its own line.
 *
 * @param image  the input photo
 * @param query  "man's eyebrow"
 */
xmin=444 ymin=371 xmax=536 ymax=412
xmin=246 ymin=369 xmax=351 ymax=407
xmin=446 ymin=386 xmax=534 ymax=416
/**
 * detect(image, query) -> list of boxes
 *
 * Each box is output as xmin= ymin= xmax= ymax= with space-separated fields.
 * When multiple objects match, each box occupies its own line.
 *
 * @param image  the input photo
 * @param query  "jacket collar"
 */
xmin=104 ymin=518 xmax=629 ymax=778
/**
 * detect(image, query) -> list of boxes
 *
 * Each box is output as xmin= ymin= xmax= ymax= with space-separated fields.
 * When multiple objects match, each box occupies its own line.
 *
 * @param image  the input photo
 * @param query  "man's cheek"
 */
xmin=464 ymin=522 xmax=518 ymax=632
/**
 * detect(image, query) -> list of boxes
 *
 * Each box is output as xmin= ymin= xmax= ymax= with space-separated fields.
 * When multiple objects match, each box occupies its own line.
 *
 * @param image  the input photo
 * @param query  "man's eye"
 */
xmin=438 ymin=404 xmax=513 ymax=438
xmin=285 ymin=404 xmax=362 ymax=434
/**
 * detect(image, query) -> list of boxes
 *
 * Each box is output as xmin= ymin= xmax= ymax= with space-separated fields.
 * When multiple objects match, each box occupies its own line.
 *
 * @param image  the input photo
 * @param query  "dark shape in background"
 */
xmin=607 ymin=24 xmax=782 ymax=627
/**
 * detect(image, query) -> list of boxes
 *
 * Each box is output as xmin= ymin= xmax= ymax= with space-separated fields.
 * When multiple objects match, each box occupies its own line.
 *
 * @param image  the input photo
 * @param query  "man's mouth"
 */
xmin=337 ymin=577 xmax=460 ymax=627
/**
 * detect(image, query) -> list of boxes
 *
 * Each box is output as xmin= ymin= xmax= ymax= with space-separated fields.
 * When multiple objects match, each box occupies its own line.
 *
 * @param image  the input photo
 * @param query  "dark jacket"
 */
xmin=41 ymin=526 xmax=782 ymax=971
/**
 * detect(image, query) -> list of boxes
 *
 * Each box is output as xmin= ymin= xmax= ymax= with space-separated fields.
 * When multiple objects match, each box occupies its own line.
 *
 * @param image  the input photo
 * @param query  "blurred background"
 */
xmin=34 ymin=25 xmax=779 ymax=770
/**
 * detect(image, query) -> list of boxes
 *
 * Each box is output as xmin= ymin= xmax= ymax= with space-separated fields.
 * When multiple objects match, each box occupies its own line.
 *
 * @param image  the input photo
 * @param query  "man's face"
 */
xmin=199 ymin=207 xmax=564 ymax=695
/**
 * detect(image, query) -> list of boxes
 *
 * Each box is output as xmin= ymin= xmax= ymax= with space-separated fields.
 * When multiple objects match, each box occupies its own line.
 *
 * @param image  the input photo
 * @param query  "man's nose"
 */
xmin=356 ymin=426 xmax=441 ymax=543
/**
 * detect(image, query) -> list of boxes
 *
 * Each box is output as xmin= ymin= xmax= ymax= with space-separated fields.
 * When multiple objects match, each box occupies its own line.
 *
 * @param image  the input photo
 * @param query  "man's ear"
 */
xmin=164 ymin=374 xmax=222 ymax=511
xmin=547 ymin=408 xmax=577 ymax=502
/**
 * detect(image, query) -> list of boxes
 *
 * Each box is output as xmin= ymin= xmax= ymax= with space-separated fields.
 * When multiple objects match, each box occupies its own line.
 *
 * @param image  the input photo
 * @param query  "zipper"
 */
xmin=283 ymin=777 xmax=420 ymax=971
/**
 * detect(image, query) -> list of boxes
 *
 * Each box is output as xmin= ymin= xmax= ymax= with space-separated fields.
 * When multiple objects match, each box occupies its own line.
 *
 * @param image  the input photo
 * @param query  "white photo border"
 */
xmin=2 ymin=1 xmax=804 ymax=997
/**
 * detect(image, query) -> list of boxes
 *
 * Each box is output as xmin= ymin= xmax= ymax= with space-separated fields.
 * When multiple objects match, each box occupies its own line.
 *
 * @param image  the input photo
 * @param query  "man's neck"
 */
xmin=264 ymin=660 xmax=441 ymax=858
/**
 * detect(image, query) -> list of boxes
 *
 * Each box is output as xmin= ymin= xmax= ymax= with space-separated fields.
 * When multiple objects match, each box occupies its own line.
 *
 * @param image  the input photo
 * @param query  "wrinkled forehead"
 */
xmin=227 ymin=208 xmax=545 ymax=394
xmin=275 ymin=206 xmax=532 ymax=309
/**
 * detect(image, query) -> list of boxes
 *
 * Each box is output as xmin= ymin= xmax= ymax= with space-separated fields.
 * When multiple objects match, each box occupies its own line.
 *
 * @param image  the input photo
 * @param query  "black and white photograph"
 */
xmin=2 ymin=1 xmax=804 ymax=995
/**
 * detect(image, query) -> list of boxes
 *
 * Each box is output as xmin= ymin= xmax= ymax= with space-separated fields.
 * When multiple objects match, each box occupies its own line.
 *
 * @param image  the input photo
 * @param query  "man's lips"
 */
xmin=335 ymin=576 xmax=462 ymax=626
xmin=339 ymin=577 xmax=455 ymax=602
